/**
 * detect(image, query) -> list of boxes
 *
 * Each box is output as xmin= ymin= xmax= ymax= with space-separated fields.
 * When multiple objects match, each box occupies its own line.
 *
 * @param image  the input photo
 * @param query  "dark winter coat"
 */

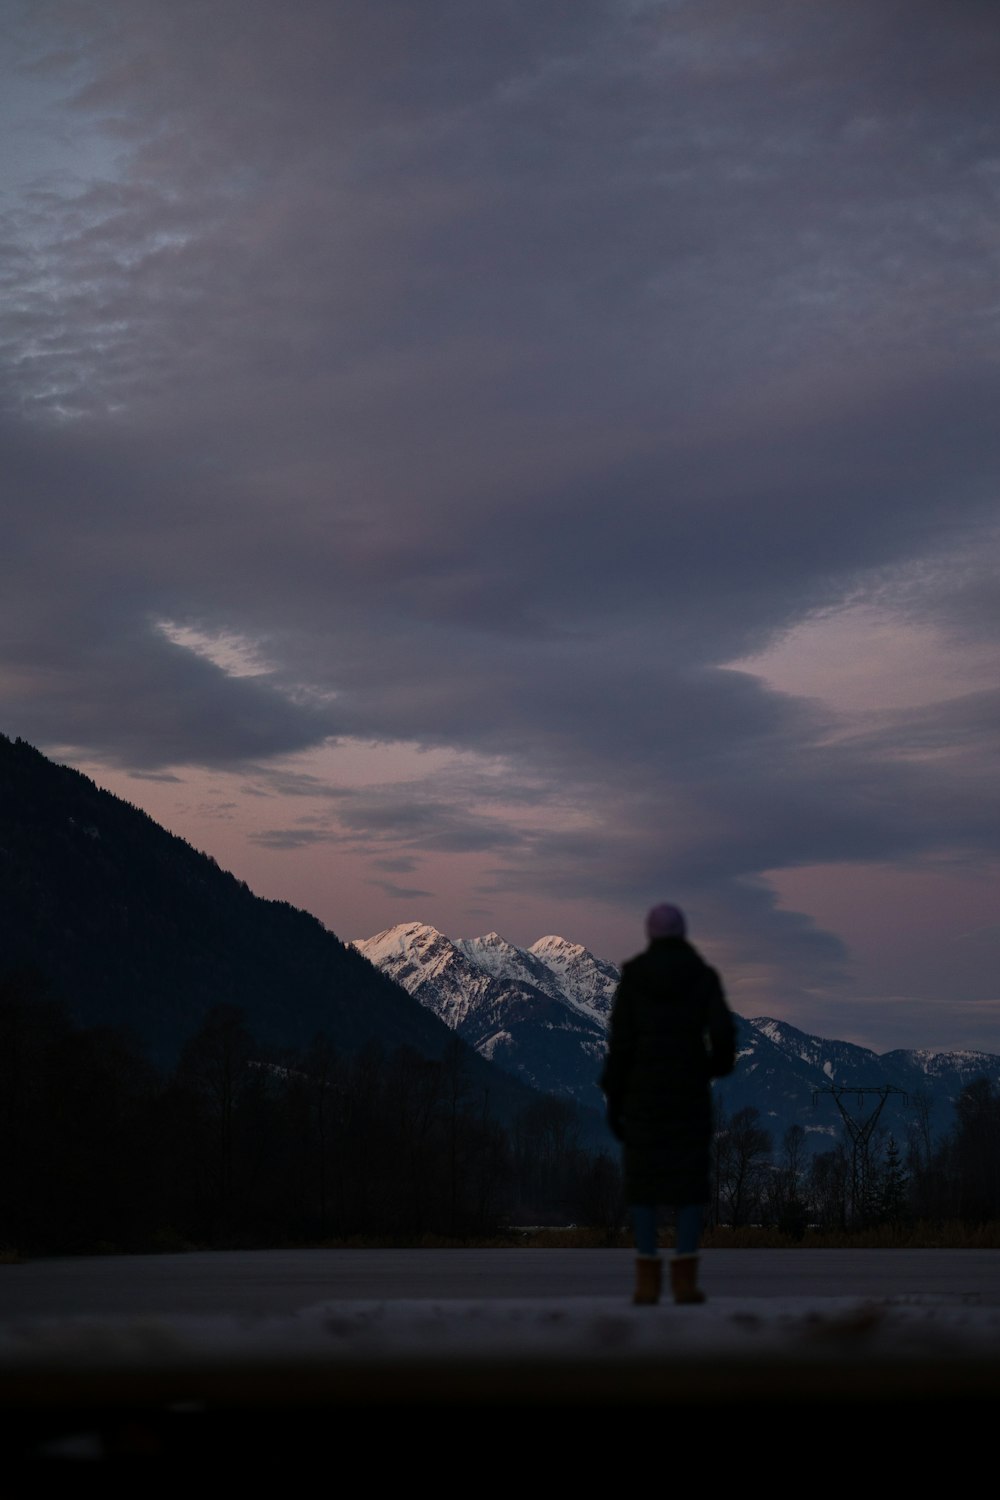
xmin=599 ymin=937 xmax=736 ymax=1206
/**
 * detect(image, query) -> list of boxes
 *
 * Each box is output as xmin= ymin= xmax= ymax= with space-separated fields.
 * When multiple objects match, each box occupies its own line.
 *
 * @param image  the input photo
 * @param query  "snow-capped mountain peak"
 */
xmin=354 ymin=923 xmax=1000 ymax=1144
xmin=458 ymin=931 xmax=538 ymax=976
xmin=528 ymin=934 xmax=620 ymax=1023
xmin=355 ymin=920 xmax=446 ymax=960
xmin=352 ymin=922 xmax=612 ymax=1104
xmin=354 ymin=922 xmax=462 ymax=986
xmin=746 ymin=1016 xmax=882 ymax=1083
xmin=531 ymin=935 xmax=584 ymax=959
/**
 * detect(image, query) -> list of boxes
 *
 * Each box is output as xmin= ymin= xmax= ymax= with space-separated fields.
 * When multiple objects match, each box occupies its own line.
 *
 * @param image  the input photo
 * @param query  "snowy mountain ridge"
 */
xmin=356 ymin=923 xmax=617 ymax=1020
xmin=354 ymin=922 xmax=1000 ymax=1142
xmin=353 ymin=923 xmax=611 ymax=1106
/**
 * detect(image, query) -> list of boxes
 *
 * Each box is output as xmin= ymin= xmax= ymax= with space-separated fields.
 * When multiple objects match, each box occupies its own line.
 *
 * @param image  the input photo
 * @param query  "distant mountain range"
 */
xmin=355 ymin=922 xmax=1000 ymax=1151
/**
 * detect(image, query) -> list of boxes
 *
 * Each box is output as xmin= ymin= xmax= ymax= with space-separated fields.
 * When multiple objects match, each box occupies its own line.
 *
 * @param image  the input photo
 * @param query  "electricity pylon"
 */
xmin=813 ymin=1085 xmax=909 ymax=1227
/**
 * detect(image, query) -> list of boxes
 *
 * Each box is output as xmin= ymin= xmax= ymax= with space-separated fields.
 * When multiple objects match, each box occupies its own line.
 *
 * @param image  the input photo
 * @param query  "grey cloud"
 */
xmin=242 ymin=768 xmax=356 ymax=800
xmin=888 ymin=538 xmax=1000 ymax=651
xmin=227 ymin=765 xmax=539 ymax=859
xmin=1 ymin=610 xmax=337 ymax=771
xmin=4 ymin=1 xmax=1000 ymax=1030
xmin=335 ymin=792 xmax=529 ymax=856
xmin=476 ymin=838 xmax=854 ymax=999
xmin=247 ymin=828 xmax=339 ymax=850
xmin=0 ymin=415 xmax=342 ymax=768
xmin=369 ymin=880 xmax=435 ymax=901
xmin=858 ymin=689 xmax=1000 ymax=757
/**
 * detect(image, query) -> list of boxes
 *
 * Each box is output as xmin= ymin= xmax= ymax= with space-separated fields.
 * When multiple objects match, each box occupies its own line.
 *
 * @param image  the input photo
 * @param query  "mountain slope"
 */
xmin=734 ymin=1016 xmax=1000 ymax=1145
xmin=0 ymin=737 xmax=516 ymax=1099
xmin=354 ymin=923 xmax=610 ymax=1106
xmin=528 ymin=935 xmax=619 ymax=1024
xmin=357 ymin=921 xmax=1000 ymax=1149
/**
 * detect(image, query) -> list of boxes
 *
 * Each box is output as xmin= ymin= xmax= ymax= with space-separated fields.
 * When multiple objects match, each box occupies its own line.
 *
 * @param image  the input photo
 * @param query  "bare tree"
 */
xmin=807 ymin=1144 xmax=850 ymax=1231
xmin=715 ymin=1106 xmax=773 ymax=1227
xmin=176 ymin=1004 xmax=255 ymax=1213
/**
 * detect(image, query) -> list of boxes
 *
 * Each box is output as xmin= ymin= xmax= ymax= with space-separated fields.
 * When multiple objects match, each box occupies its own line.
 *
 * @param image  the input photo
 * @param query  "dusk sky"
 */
xmin=3 ymin=1 xmax=999 ymax=1052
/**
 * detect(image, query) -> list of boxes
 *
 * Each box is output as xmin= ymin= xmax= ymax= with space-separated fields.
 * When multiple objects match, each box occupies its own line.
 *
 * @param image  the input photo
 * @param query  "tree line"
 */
xmin=2 ymin=969 xmax=997 ymax=1255
xmin=0 ymin=970 xmax=617 ymax=1255
xmin=707 ymin=1089 xmax=1000 ymax=1234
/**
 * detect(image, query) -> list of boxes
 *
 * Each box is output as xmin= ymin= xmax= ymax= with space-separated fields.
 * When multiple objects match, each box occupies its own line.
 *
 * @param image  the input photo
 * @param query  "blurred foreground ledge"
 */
xmin=3 ymin=1349 xmax=1000 ymax=1461
xmin=4 ymin=1275 xmax=1000 ymax=1457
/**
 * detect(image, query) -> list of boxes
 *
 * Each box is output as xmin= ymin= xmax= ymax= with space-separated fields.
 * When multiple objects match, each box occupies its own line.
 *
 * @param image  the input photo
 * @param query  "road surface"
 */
xmin=2 ymin=1247 xmax=997 ymax=1317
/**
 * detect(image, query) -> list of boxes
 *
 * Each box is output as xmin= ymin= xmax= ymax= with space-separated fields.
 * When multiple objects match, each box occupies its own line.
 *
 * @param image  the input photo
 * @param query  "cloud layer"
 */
xmin=3 ymin=2 xmax=999 ymax=1046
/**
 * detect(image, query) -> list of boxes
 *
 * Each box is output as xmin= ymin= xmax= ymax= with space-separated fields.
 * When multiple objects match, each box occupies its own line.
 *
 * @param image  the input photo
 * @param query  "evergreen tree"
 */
xmin=879 ymin=1133 xmax=909 ymax=1226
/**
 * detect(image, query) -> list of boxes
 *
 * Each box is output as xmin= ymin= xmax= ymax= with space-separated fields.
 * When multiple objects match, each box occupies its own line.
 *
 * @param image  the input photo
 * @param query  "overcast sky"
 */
xmin=3 ymin=1 xmax=999 ymax=1052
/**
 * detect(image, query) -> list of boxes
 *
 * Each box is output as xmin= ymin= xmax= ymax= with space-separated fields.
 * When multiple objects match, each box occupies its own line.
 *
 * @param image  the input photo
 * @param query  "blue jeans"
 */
xmin=630 ymin=1202 xmax=703 ymax=1257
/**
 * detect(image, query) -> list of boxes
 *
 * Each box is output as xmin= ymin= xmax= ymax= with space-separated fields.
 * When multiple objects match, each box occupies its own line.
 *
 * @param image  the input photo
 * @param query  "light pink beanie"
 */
xmin=646 ymin=902 xmax=687 ymax=939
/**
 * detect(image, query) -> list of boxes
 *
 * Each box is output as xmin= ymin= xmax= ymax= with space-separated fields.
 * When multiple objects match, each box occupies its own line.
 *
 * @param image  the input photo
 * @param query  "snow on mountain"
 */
xmin=744 ymin=1019 xmax=1000 ymax=1100
xmin=882 ymin=1047 xmax=1000 ymax=1084
xmin=455 ymin=932 xmax=569 ymax=1002
xmin=354 ymin=923 xmax=1000 ymax=1146
xmin=528 ymin=936 xmax=620 ymax=1024
xmin=356 ymin=923 xmax=515 ymax=998
xmin=746 ymin=1017 xmax=884 ymax=1087
xmin=353 ymin=923 xmax=609 ymax=1107
xmin=735 ymin=1018 xmax=1000 ymax=1146
xmin=353 ymin=922 xmax=498 ymax=1031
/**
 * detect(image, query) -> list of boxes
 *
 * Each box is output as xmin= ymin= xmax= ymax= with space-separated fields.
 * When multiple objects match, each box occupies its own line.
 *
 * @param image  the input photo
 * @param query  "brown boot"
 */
xmin=670 ymin=1254 xmax=706 ymax=1304
xmin=633 ymin=1256 xmax=662 ymax=1305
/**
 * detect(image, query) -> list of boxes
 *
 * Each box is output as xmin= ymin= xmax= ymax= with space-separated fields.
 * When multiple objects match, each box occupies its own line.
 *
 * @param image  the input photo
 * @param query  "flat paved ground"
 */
xmin=3 ymin=1249 xmax=1000 ymax=1453
xmin=2 ymin=1247 xmax=998 ymax=1318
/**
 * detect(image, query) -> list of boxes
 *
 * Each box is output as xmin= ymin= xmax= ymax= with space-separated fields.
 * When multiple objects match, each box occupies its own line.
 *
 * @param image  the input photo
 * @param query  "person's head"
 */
xmin=645 ymin=902 xmax=687 ymax=941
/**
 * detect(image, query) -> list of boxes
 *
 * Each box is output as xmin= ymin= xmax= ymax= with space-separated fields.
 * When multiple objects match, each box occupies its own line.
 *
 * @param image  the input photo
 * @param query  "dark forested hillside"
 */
xmin=0 ymin=971 xmax=621 ymax=1254
xmin=0 ymin=735 xmax=623 ymax=1252
xmin=0 ymin=735 xmax=499 ymax=1076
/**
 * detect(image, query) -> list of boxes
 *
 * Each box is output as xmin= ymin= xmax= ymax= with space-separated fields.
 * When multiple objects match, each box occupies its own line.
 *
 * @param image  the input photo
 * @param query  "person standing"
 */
xmin=600 ymin=903 xmax=737 ymax=1305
